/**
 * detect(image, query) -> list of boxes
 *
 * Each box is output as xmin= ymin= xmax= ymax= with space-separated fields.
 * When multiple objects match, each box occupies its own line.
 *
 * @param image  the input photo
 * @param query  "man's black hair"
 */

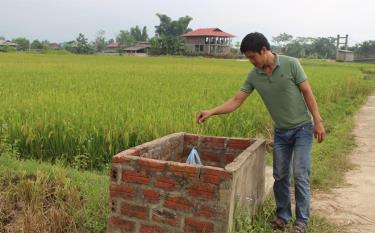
xmin=240 ymin=32 xmax=271 ymax=54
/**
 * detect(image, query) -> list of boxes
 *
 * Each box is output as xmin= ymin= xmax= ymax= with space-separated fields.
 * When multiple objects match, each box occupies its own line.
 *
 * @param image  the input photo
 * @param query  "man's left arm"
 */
xmin=298 ymin=80 xmax=326 ymax=143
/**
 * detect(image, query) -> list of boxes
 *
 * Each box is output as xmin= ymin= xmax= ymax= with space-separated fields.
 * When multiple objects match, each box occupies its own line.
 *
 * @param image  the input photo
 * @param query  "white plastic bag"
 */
xmin=186 ymin=147 xmax=202 ymax=165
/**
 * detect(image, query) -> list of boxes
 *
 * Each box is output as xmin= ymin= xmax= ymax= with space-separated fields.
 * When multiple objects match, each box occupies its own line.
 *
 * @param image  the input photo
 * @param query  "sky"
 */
xmin=1 ymin=0 xmax=374 ymax=45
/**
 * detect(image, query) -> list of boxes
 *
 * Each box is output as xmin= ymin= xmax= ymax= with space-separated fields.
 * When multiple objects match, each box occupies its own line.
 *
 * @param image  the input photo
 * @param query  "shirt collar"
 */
xmin=255 ymin=53 xmax=280 ymax=74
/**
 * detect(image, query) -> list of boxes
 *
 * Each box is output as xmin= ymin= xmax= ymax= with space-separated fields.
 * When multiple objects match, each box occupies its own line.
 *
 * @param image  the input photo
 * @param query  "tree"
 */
xmin=354 ymin=40 xmax=375 ymax=57
xmin=108 ymin=38 xmax=115 ymax=44
xmin=116 ymin=30 xmax=135 ymax=48
xmin=0 ymin=36 xmax=5 ymax=40
xmin=141 ymin=26 xmax=148 ymax=41
xmin=149 ymin=37 xmax=162 ymax=55
xmin=41 ymin=40 xmax=50 ymax=50
xmin=310 ymin=37 xmax=336 ymax=59
xmin=272 ymin=33 xmax=293 ymax=48
xmin=13 ymin=37 xmax=30 ymax=51
xmin=154 ymin=13 xmax=193 ymax=54
xmin=130 ymin=26 xmax=142 ymax=41
xmin=31 ymin=40 xmax=43 ymax=50
xmin=284 ymin=41 xmax=307 ymax=58
xmin=95 ymin=30 xmax=106 ymax=52
xmin=75 ymin=33 xmax=94 ymax=54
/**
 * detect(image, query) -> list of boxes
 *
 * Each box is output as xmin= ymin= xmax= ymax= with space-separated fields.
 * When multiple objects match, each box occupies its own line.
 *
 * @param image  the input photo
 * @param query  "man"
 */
xmin=196 ymin=32 xmax=325 ymax=233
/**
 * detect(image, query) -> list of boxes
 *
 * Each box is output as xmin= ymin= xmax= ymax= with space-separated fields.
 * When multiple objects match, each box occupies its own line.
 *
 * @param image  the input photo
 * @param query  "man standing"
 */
xmin=196 ymin=32 xmax=325 ymax=233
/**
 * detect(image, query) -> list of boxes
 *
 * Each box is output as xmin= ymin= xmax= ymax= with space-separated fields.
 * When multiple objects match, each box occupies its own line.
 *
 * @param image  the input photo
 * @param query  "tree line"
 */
xmin=0 ymin=13 xmax=193 ymax=55
xmin=2 ymin=17 xmax=375 ymax=57
xmin=271 ymin=33 xmax=375 ymax=59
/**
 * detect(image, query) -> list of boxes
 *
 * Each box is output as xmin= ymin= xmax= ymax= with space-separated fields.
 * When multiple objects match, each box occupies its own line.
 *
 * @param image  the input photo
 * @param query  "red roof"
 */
xmin=182 ymin=28 xmax=234 ymax=37
xmin=106 ymin=42 xmax=119 ymax=48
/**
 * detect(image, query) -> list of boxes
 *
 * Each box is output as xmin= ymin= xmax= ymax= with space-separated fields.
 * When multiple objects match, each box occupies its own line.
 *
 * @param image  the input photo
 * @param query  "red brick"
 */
xmin=140 ymin=224 xmax=163 ymax=233
xmin=184 ymin=134 xmax=199 ymax=145
xmin=227 ymin=138 xmax=253 ymax=150
xmin=109 ymin=217 xmax=135 ymax=231
xmin=184 ymin=217 xmax=214 ymax=233
xmin=112 ymin=154 xmax=129 ymax=163
xmin=155 ymin=176 xmax=178 ymax=190
xmin=110 ymin=184 xmax=135 ymax=198
xmin=168 ymin=163 xmax=199 ymax=178
xmin=138 ymin=158 xmax=166 ymax=172
xmin=143 ymin=189 xmax=160 ymax=203
xmin=121 ymin=203 xmax=148 ymax=220
xmin=202 ymin=174 xmax=221 ymax=184
xmin=195 ymin=205 xmax=212 ymax=218
xmin=187 ymin=183 xmax=216 ymax=200
xmin=225 ymin=154 xmax=236 ymax=164
xmin=164 ymin=196 xmax=193 ymax=211
xmin=201 ymin=136 xmax=226 ymax=148
xmin=152 ymin=209 xmax=181 ymax=227
xmin=201 ymin=167 xmax=232 ymax=184
xmin=122 ymin=170 xmax=150 ymax=185
xmin=200 ymin=152 xmax=221 ymax=163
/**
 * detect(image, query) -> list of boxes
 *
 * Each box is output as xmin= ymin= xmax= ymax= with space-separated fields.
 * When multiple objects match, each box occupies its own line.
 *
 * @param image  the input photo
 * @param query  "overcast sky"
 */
xmin=1 ymin=0 xmax=373 ymax=45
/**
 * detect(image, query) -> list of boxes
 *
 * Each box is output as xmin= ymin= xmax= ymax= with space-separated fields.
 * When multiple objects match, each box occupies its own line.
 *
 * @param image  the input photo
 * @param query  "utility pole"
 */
xmin=336 ymin=34 xmax=348 ymax=50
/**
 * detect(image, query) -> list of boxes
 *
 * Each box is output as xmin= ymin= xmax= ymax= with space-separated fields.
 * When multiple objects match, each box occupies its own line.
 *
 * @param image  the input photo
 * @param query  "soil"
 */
xmin=311 ymin=93 xmax=375 ymax=233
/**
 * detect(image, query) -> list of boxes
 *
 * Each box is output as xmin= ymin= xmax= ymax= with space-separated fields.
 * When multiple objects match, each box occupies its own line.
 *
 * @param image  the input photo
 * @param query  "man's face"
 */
xmin=244 ymin=48 xmax=266 ymax=68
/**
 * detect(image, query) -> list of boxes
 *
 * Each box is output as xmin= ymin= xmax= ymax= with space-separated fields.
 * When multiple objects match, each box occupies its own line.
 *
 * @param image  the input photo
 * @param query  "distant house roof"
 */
xmin=50 ymin=43 xmax=60 ymax=49
xmin=182 ymin=28 xmax=234 ymax=37
xmin=124 ymin=42 xmax=151 ymax=52
xmin=106 ymin=42 xmax=119 ymax=49
xmin=0 ymin=40 xmax=17 ymax=46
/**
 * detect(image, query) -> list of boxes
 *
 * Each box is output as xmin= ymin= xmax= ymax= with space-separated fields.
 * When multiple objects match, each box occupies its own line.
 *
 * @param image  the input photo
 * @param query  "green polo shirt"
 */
xmin=240 ymin=54 xmax=312 ymax=129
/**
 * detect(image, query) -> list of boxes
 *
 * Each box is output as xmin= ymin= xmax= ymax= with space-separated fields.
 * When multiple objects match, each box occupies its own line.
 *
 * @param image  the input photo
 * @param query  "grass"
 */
xmin=1 ymin=53 xmax=375 ymax=232
xmin=0 ymin=139 xmax=109 ymax=233
xmin=233 ymin=196 xmax=343 ymax=233
xmin=1 ymin=53 xmax=373 ymax=171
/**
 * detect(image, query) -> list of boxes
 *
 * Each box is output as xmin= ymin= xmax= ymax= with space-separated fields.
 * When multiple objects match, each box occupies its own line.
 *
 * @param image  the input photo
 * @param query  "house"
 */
xmin=0 ymin=40 xmax=17 ymax=49
xmin=182 ymin=28 xmax=235 ymax=55
xmin=123 ymin=42 xmax=151 ymax=55
xmin=104 ymin=42 xmax=120 ymax=53
xmin=49 ymin=43 xmax=61 ymax=50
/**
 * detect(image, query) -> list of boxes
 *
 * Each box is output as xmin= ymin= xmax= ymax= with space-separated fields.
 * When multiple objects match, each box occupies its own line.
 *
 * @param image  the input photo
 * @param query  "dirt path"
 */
xmin=311 ymin=93 xmax=375 ymax=232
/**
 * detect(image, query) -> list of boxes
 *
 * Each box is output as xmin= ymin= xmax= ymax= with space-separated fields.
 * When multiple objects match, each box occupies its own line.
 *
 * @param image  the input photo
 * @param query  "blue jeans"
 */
xmin=273 ymin=122 xmax=313 ymax=225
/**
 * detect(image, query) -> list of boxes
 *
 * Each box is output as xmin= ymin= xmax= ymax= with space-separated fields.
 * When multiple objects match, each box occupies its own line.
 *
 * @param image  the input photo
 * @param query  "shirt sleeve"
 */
xmin=291 ymin=58 xmax=307 ymax=84
xmin=240 ymin=73 xmax=254 ymax=93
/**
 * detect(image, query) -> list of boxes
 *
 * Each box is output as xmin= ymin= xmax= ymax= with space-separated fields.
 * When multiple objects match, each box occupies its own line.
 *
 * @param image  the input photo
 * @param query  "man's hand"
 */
xmin=314 ymin=121 xmax=326 ymax=143
xmin=196 ymin=110 xmax=214 ymax=124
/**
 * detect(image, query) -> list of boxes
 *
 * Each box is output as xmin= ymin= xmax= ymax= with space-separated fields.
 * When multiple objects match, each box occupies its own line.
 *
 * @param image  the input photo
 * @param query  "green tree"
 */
xmin=310 ymin=37 xmax=336 ymax=59
xmin=130 ymin=26 xmax=142 ymax=41
xmin=354 ymin=40 xmax=375 ymax=57
xmin=75 ymin=33 xmax=94 ymax=54
xmin=41 ymin=40 xmax=50 ymax=50
xmin=154 ymin=13 xmax=193 ymax=54
xmin=13 ymin=37 xmax=30 ymax=51
xmin=31 ymin=40 xmax=43 ymax=50
xmin=116 ymin=30 xmax=135 ymax=48
xmin=141 ymin=26 xmax=148 ymax=41
xmin=272 ymin=33 xmax=293 ymax=48
xmin=0 ymin=36 xmax=5 ymax=40
xmin=95 ymin=30 xmax=106 ymax=52
xmin=149 ymin=37 xmax=162 ymax=55
xmin=284 ymin=41 xmax=307 ymax=58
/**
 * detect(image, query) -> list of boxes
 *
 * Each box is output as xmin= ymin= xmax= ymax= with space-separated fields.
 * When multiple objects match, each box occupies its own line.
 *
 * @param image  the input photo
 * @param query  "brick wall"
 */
xmin=108 ymin=132 xmax=265 ymax=233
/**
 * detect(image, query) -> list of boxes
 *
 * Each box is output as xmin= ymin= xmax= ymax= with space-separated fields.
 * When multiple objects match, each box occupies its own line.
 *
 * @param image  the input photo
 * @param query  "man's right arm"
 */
xmin=196 ymin=91 xmax=250 ymax=124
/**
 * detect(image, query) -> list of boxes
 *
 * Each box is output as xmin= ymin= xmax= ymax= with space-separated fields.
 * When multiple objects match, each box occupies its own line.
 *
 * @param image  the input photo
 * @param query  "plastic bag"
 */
xmin=186 ymin=147 xmax=202 ymax=165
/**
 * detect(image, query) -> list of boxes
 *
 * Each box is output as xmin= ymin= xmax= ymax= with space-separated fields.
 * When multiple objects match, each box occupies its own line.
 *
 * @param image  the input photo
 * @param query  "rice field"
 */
xmin=0 ymin=53 xmax=374 ymax=170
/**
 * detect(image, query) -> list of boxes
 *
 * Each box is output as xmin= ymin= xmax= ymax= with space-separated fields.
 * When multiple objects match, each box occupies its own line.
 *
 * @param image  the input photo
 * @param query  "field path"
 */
xmin=311 ymin=92 xmax=375 ymax=232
